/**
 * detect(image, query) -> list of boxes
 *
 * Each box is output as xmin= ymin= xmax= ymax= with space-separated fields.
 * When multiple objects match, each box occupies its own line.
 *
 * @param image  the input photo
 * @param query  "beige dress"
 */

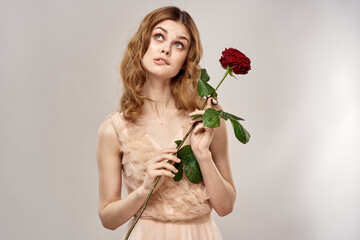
xmin=108 ymin=112 xmax=223 ymax=240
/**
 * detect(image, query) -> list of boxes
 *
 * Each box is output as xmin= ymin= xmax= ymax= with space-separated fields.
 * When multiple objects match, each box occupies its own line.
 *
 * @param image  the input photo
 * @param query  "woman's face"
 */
xmin=142 ymin=20 xmax=190 ymax=81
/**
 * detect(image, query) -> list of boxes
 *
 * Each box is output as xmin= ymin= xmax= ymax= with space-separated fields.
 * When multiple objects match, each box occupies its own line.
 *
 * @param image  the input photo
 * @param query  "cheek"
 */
xmin=143 ymin=45 xmax=156 ymax=64
xmin=147 ymin=39 xmax=159 ymax=53
xmin=143 ymin=41 xmax=155 ymax=57
xmin=176 ymin=54 xmax=188 ymax=67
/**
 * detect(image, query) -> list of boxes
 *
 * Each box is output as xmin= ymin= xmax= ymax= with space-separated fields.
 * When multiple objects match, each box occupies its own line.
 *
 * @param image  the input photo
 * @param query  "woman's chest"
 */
xmin=134 ymin=114 xmax=189 ymax=150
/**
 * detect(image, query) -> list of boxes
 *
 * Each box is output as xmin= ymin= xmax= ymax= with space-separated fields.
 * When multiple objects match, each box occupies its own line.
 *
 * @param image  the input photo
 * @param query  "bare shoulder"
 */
xmin=97 ymin=114 xmax=121 ymax=156
xmin=98 ymin=117 xmax=114 ymax=137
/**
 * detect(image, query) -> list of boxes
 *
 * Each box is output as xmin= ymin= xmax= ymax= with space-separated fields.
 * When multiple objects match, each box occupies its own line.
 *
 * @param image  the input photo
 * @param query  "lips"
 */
xmin=154 ymin=57 xmax=169 ymax=65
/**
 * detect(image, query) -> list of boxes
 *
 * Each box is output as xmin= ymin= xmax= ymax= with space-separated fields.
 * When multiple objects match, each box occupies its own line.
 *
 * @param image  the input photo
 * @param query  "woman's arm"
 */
xmin=97 ymin=117 xmax=148 ymax=230
xmin=96 ymin=117 xmax=180 ymax=230
xmin=189 ymin=101 xmax=236 ymax=216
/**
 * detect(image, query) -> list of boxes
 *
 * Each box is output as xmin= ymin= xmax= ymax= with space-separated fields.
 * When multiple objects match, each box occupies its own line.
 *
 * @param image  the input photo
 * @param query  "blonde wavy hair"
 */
xmin=119 ymin=6 xmax=203 ymax=121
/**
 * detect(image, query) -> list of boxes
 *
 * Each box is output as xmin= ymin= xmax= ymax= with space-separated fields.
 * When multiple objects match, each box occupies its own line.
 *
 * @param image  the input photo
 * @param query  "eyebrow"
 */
xmin=154 ymin=26 xmax=189 ymax=42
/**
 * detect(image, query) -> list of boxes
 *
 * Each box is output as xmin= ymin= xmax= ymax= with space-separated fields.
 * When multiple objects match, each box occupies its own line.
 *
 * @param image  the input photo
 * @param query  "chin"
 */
xmin=148 ymin=70 xmax=180 ymax=80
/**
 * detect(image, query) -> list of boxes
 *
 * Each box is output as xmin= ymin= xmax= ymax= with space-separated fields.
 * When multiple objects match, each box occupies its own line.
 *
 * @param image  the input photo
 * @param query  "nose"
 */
xmin=161 ymin=44 xmax=171 ymax=56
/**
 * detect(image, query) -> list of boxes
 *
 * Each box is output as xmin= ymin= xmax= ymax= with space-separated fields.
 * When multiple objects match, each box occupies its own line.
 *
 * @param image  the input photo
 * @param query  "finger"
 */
xmin=150 ymin=153 xmax=180 ymax=164
xmin=190 ymin=116 xmax=202 ymax=124
xmin=165 ymin=162 xmax=179 ymax=173
xmin=163 ymin=154 xmax=181 ymax=163
xmin=193 ymin=122 xmax=214 ymax=134
xmin=159 ymin=148 xmax=178 ymax=158
xmin=149 ymin=160 xmax=176 ymax=172
xmin=211 ymin=98 xmax=218 ymax=105
xmin=153 ymin=161 xmax=179 ymax=172
xmin=151 ymin=169 xmax=176 ymax=178
xmin=206 ymin=97 xmax=212 ymax=109
xmin=189 ymin=109 xmax=205 ymax=117
xmin=192 ymin=122 xmax=205 ymax=135
xmin=167 ymin=158 xmax=180 ymax=166
xmin=160 ymin=148 xmax=178 ymax=154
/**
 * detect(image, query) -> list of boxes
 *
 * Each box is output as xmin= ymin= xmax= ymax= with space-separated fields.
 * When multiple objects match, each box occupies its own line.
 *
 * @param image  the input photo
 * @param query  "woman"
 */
xmin=96 ymin=6 xmax=236 ymax=240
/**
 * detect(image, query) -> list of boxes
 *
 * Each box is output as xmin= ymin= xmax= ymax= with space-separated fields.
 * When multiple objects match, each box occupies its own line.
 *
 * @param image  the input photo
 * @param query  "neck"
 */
xmin=141 ymin=76 xmax=176 ymax=118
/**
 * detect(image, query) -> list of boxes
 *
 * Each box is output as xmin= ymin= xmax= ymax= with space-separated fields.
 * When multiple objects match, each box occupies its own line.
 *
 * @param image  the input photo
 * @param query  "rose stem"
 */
xmin=213 ymin=66 xmax=233 ymax=94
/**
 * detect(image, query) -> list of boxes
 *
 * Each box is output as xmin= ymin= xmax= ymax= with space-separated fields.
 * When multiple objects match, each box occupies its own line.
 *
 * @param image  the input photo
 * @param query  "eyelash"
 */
xmin=154 ymin=34 xmax=184 ymax=49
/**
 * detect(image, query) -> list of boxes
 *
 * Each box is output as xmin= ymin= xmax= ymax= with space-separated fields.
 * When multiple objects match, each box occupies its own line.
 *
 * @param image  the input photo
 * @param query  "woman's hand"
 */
xmin=141 ymin=148 xmax=180 ymax=194
xmin=189 ymin=98 xmax=216 ymax=158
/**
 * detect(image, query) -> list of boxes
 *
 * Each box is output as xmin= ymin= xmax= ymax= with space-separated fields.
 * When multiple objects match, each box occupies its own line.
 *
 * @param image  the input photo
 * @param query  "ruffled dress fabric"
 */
xmin=124 ymin=215 xmax=222 ymax=240
xmin=108 ymin=112 xmax=223 ymax=240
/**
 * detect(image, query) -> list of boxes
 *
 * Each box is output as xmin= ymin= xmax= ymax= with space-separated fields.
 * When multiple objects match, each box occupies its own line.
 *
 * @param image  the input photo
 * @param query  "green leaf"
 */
xmin=173 ymin=162 xmax=183 ymax=181
xmin=176 ymin=145 xmax=203 ymax=184
xmin=197 ymin=79 xmax=216 ymax=98
xmin=218 ymin=110 xmax=244 ymax=121
xmin=177 ymin=145 xmax=193 ymax=159
xmin=229 ymin=69 xmax=237 ymax=79
xmin=184 ymin=158 xmax=203 ymax=183
xmin=200 ymin=69 xmax=210 ymax=82
xmin=175 ymin=140 xmax=182 ymax=148
xmin=230 ymin=119 xmax=250 ymax=144
xmin=203 ymin=108 xmax=220 ymax=128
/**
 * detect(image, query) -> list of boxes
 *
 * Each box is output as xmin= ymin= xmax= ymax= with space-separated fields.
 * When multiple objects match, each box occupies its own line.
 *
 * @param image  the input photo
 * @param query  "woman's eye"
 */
xmin=174 ymin=42 xmax=184 ymax=49
xmin=154 ymin=34 xmax=163 ymax=41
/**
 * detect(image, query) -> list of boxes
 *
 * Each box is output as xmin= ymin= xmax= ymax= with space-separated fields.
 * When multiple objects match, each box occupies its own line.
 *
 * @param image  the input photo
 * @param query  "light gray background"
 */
xmin=1 ymin=0 xmax=359 ymax=239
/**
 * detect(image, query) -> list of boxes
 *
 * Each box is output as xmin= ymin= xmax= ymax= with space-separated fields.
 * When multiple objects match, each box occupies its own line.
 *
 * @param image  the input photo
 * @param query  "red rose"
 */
xmin=219 ymin=48 xmax=251 ymax=75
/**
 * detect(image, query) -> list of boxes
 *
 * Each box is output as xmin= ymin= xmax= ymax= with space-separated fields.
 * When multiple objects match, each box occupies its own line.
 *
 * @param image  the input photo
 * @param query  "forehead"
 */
xmin=153 ymin=20 xmax=190 ymax=39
